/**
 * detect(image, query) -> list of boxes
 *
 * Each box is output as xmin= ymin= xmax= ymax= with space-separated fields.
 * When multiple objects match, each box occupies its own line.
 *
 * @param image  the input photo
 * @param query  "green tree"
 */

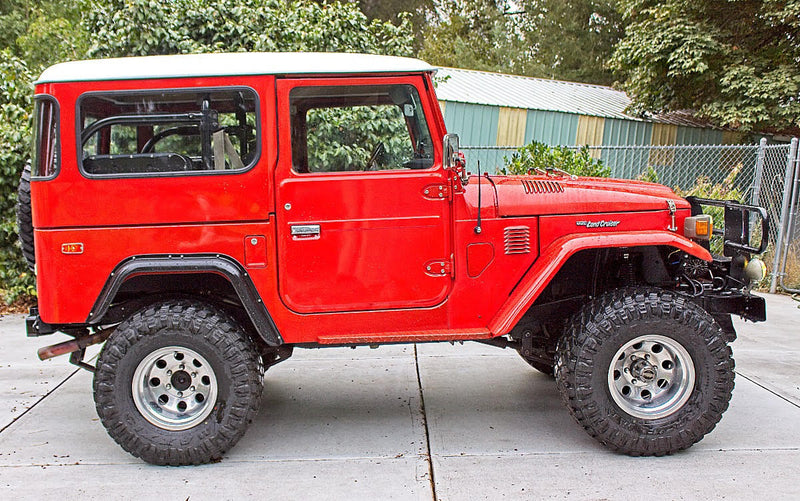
xmin=519 ymin=0 xmax=623 ymax=85
xmin=419 ymin=0 xmax=622 ymax=84
xmin=0 ymin=1 xmax=88 ymax=72
xmin=419 ymin=1 xmax=535 ymax=75
xmin=0 ymin=51 xmax=35 ymax=301
xmin=611 ymin=0 xmax=800 ymax=131
xmin=84 ymin=0 xmax=414 ymax=58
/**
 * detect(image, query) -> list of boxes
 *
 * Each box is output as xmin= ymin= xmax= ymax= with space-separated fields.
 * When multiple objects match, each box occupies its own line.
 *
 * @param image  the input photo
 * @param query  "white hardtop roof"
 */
xmin=36 ymin=52 xmax=436 ymax=84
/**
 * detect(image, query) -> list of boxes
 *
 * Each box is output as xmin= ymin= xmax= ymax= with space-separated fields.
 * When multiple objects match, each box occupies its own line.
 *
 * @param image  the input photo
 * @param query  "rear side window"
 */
xmin=32 ymin=95 xmax=59 ymax=178
xmin=78 ymin=88 xmax=258 ymax=176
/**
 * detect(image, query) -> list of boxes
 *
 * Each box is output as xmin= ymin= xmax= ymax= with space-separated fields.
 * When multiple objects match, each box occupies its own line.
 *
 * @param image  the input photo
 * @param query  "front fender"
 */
xmin=487 ymin=231 xmax=712 ymax=336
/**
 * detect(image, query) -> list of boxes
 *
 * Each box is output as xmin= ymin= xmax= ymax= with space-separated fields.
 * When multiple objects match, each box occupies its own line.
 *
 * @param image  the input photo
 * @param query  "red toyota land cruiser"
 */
xmin=19 ymin=52 xmax=768 ymax=465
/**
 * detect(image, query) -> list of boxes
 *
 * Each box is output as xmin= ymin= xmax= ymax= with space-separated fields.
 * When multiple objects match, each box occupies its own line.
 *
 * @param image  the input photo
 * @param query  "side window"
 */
xmin=290 ymin=84 xmax=434 ymax=173
xmin=79 ymin=88 xmax=258 ymax=176
xmin=32 ymin=96 xmax=59 ymax=178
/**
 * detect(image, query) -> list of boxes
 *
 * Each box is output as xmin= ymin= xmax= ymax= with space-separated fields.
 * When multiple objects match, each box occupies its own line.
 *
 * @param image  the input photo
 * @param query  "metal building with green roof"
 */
xmin=435 ymin=67 xmax=742 ymax=148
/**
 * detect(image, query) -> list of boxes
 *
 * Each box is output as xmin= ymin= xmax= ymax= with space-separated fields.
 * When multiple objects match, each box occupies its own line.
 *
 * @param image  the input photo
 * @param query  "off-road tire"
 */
xmin=93 ymin=300 xmax=264 ymax=465
xmin=16 ymin=161 xmax=35 ymax=272
xmin=554 ymin=287 xmax=734 ymax=456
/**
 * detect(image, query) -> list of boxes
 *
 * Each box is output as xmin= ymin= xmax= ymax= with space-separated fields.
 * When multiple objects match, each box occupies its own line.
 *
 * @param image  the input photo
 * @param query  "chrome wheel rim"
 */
xmin=608 ymin=335 xmax=695 ymax=419
xmin=132 ymin=346 xmax=218 ymax=431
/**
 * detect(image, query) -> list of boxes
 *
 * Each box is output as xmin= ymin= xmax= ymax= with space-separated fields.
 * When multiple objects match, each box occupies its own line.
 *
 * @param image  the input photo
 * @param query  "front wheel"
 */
xmin=555 ymin=287 xmax=734 ymax=456
xmin=94 ymin=300 xmax=264 ymax=465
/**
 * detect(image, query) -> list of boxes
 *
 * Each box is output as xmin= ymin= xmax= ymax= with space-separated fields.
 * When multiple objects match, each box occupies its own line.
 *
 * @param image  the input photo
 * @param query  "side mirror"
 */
xmin=443 ymin=133 xmax=468 ymax=185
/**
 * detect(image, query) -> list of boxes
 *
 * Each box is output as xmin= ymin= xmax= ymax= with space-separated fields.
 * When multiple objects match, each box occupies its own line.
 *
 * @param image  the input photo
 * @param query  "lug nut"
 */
xmin=177 ymin=391 xmax=183 ymax=397
xmin=166 ymin=384 xmax=172 ymax=390
xmin=166 ymin=370 xmax=172 ymax=376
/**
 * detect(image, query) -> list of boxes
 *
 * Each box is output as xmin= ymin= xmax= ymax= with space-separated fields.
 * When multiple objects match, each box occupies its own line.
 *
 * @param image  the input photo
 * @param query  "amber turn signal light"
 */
xmin=61 ymin=243 xmax=84 ymax=254
xmin=684 ymin=215 xmax=713 ymax=240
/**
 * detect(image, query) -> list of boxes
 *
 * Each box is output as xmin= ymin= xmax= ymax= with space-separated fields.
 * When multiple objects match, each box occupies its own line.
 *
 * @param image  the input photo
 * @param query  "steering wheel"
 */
xmin=366 ymin=142 xmax=385 ymax=171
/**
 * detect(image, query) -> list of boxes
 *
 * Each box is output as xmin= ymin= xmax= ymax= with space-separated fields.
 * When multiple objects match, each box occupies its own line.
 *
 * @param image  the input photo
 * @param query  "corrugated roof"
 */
xmin=435 ymin=67 xmax=641 ymax=122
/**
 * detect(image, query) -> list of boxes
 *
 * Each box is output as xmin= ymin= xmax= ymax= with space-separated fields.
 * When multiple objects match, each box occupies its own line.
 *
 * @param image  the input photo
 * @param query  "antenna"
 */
xmin=474 ymin=160 xmax=482 ymax=234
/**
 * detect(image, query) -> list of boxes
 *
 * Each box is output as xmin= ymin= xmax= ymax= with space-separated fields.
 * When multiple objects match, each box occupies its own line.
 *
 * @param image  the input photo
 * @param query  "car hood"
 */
xmin=468 ymin=175 xmax=690 ymax=217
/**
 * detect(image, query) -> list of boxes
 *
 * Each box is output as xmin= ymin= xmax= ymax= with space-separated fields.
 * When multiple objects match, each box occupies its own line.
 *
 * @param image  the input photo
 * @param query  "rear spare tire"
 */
xmin=16 ymin=161 xmax=35 ymax=272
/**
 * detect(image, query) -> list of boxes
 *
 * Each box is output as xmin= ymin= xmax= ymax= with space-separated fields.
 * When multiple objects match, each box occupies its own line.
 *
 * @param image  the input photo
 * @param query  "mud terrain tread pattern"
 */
xmin=93 ymin=300 xmax=264 ymax=465
xmin=16 ymin=161 xmax=35 ymax=272
xmin=554 ymin=287 xmax=734 ymax=456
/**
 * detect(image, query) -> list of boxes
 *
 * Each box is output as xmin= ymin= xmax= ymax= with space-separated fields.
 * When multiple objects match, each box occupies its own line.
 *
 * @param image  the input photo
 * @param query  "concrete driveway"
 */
xmin=1 ymin=293 xmax=798 ymax=500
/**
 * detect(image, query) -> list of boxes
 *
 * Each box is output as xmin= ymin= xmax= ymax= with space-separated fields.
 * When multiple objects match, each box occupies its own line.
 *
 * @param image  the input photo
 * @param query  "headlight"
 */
xmin=744 ymin=258 xmax=767 ymax=282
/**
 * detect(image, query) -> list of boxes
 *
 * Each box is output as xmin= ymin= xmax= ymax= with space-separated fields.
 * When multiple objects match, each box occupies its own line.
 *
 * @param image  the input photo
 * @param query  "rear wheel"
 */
xmin=555 ymin=287 xmax=734 ymax=456
xmin=94 ymin=300 xmax=264 ymax=465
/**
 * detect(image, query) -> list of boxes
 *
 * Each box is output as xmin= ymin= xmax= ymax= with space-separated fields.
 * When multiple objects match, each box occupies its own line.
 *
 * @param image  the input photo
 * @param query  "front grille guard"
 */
xmin=686 ymin=197 xmax=769 ymax=256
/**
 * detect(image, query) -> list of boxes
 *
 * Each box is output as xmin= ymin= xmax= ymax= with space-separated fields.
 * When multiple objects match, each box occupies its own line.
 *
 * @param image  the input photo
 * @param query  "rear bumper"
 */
xmin=26 ymin=307 xmax=56 ymax=337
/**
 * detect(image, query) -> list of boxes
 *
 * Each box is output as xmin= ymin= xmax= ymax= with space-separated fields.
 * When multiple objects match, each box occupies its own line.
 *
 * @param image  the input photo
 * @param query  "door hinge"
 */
xmin=424 ymin=258 xmax=454 ymax=277
xmin=422 ymin=184 xmax=450 ymax=201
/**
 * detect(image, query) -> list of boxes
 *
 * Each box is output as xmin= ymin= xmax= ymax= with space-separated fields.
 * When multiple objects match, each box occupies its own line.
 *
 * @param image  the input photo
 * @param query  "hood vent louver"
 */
xmin=521 ymin=179 xmax=563 ymax=194
xmin=504 ymin=226 xmax=530 ymax=255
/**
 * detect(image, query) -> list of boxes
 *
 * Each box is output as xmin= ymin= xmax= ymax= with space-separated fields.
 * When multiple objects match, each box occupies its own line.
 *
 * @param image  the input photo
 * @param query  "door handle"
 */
xmin=290 ymin=224 xmax=321 ymax=239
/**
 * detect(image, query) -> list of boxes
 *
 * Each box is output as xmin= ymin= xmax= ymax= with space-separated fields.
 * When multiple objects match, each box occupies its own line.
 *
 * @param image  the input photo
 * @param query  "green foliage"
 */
xmin=0 ymin=50 xmax=35 ymax=301
xmin=84 ymin=0 xmax=414 ymax=58
xmin=0 ymin=1 xmax=88 ymax=73
xmin=307 ymin=106 xmax=411 ymax=172
xmin=636 ymin=165 xmax=659 ymax=183
xmin=611 ymin=0 xmax=800 ymax=131
xmin=502 ymin=141 xmax=611 ymax=177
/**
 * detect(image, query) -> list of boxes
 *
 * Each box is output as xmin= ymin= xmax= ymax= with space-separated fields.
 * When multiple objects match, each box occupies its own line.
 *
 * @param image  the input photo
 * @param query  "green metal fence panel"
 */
xmin=524 ymin=110 xmax=579 ymax=146
xmin=602 ymin=118 xmax=652 ymax=146
xmin=442 ymin=102 xmax=500 ymax=171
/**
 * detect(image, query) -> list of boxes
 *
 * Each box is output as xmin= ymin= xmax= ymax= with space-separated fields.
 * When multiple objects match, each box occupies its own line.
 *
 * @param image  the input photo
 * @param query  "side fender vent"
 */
xmin=521 ymin=179 xmax=563 ymax=194
xmin=504 ymin=226 xmax=530 ymax=255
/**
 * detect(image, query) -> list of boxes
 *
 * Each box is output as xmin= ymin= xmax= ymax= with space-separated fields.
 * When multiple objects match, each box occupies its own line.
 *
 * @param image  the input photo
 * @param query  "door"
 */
xmin=275 ymin=76 xmax=452 ymax=314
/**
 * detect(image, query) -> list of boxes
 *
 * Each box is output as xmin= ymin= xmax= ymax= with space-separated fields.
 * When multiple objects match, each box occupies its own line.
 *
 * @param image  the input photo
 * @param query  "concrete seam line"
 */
xmin=735 ymin=371 xmax=800 ymax=409
xmin=414 ymin=343 xmax=438 ymax=501
xmin=0 ymin=368 xmax=81 ymax=435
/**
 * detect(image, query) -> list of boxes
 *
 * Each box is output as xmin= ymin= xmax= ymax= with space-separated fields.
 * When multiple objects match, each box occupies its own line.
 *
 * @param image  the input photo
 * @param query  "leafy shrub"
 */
xmin=0 ymin=50 xmax=35 ymax=302
xmin=502 ymin=141 xmax=610 ymax=177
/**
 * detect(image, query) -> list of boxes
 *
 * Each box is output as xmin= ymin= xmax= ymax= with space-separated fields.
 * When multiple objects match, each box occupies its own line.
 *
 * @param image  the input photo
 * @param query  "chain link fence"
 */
xmin=462 ymin=140 xmax=800 ymax=292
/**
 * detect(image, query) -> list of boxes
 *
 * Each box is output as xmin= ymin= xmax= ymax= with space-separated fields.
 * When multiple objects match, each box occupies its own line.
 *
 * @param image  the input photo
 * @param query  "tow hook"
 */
xmin=667 ymin=200 xmax=678 ymax=232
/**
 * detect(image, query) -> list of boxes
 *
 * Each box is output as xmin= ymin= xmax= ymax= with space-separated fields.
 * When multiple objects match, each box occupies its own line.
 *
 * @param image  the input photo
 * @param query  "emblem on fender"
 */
xmin=576 ymin=220 xmax=621 ymax=228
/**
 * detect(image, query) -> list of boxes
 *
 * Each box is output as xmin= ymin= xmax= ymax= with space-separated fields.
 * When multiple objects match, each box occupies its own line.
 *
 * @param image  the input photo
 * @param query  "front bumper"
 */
xmin=699 ymin=291 xmax=766 ymax=323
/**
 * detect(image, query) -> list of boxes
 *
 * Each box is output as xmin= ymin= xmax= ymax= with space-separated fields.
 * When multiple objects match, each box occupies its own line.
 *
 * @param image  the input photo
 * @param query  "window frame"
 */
xmin=288 ymin=83 xmax=436 ymax=175
xmin=75 ymin=86 xmax=261 ymax=180
xmin=31 ymin=94 xmax=61 ymax=180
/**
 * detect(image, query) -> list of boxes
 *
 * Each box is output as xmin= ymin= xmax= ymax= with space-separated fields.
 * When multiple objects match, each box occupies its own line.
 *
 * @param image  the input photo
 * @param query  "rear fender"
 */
xmin=488 ymin=231 xmax=712 ymax=336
